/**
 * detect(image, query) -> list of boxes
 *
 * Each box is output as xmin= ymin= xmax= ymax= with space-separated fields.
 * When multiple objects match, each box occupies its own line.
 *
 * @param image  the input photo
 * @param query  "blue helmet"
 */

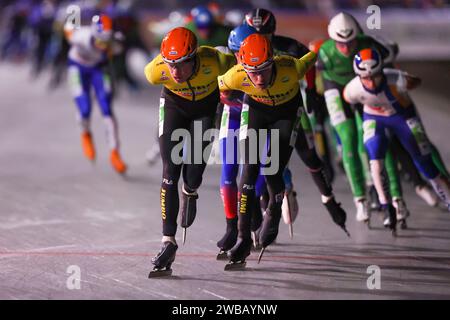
xmin=228 ymin=23 xmax=257 ymax=53
xmin=192 ymin=6 xmax=214 ymax=29
xmin=190 ymin=5 xmax=207 ymax=18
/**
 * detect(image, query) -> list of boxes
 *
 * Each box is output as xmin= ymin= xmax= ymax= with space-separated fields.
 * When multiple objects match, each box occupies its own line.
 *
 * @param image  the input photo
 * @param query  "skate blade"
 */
xmin=251 ymin=231 xmax=258 ymax=249
xmin=182 ymin=228 xmax=186 ymax=245
xmin=365 ymin=219 xmax=371 ymax=230
xmin=117 ymin=169 xmax=127 ymax=177
xmin=216 ymin=251 xmax=228 ymax=261
xmin=224 ymin=261 xmax=246 ymax=271
xmin=251 ymin=244 xmax=262 ymax=251
xmin=288 ymin=223 xmax=294 ymax=239
xmin=257 ymin=247 xmax=266 ymax=264
xmin=148 ymin=268 xmax=173 ymax=278
xmin=341 ymin=226 xmax=351 ymax=238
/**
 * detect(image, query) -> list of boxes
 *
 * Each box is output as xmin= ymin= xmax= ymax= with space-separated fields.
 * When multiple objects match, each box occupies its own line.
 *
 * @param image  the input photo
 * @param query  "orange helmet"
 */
xmin=308 ymin=39 xmax=325 ymax=54
xmin=161 ymin=27 xmax=198 ymax=64
xmin=238 ymin=34 xmax=273 ymax=71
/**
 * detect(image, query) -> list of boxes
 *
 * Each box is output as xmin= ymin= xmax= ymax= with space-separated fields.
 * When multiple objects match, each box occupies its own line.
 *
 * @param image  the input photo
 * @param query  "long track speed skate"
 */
xmin=148 ymin=241 xmax=178 ymax=278
xmin=224 ymin=237 xmax=252 ymax=271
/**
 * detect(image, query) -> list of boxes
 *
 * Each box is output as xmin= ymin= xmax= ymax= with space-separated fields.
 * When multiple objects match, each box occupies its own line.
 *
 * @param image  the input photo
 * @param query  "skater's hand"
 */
xmin=220 ymin=91 xmax=242 ymax=107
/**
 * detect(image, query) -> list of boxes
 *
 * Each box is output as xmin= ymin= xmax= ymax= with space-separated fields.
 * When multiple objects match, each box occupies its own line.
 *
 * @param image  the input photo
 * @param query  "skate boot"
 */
xmin=148 ymin=241 xmax=178 ymax=278
xmin=281 ymin=189 xmax=298 ymax=239
xmin=393 ymin=198 xmax=410 ymax=230
xmin=224 ymin=237 xmax=252 ymax=271
xmin=216 ymin=218 xmax=238 ymax=260
xmin=251 ymin=204 xmax=263 ymax=251
xmin=429 ymin=175 xmax=450 ymax=211
xmin=257 ymin=209 xmax=282 ymax=263
xmin=180 ymin=185 xmax=198 ymax=245
xmin=323 ymin=196 xmax=350 ymax=237
xmin=81 ymin=132 xmax=95 ymax=161
xmin=381 ymin=204 xmax=397 ymax=236
xmin=368 ymin=185 xmax=381 ymax=211
xmin=415 ymin=185 xmax=438 ymax=207
xmin=251 ymin=227 xmax=261 ymax=251
xmin=110 ymin=149 xmax=127 ymax=174
xmin=250 ymin=198 xmax=263 ymax=249
xmin=354 ymin=198 xmax=370 ymax=227
xmin=323 ymin=158 xmax=335 ymax=185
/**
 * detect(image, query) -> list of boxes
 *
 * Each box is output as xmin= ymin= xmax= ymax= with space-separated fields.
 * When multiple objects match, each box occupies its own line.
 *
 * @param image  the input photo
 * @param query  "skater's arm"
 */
xmin=218 ymin=65 xmax=243 ymax=92
xmin=216 ymin=50 xmax=237 ymax=75
xmin=384 ymin=68 xmax=422 ymax=91
xmin=316 ymin=47 xmax=330 ymax=72
xmin=294 ymin=51 xmax=317 ymax=80
xmin=404 ymin=74 xmax=421 ymax=90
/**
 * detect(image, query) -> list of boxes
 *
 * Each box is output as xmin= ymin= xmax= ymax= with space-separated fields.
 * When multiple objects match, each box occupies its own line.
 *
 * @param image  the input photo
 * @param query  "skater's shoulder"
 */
xmin=343 ymin=76 xmax=363 ymax=103
xmin=144 ymin=54 xmax=169 ymax=85
xmin=218 ymin=65 xmax=247 ymax=91
xmin=69 ymin=26 xmax=91 ymax=45
xmin=346 ymin=76 xmax=363 ymax=91
xmin=197 ymin=46 xmax=217 ymax=57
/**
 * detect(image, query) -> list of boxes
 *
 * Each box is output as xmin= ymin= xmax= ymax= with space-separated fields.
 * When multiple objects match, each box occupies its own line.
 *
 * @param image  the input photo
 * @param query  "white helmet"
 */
xmin=328 ymin=12 xmax=359 ymax=43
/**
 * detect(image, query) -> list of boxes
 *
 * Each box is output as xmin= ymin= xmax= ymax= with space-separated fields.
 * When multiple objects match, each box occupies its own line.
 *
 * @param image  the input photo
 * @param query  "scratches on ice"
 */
xmin=202 ymin=289 xmax=229 ymax=300
xmin=89 ymin=274 xmax=178 ymax=299
xmin=83 ymin=208 xmax=136 ymax=222
xmin=0 ymin=218 xmax=76 ymax=230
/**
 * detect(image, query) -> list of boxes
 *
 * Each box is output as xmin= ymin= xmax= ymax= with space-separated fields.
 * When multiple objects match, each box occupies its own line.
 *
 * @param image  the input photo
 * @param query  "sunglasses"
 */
xmin=243 ymin=61 xmax=273 ymax=74
xmin=166 ymin=57 xmax=195 ymax=68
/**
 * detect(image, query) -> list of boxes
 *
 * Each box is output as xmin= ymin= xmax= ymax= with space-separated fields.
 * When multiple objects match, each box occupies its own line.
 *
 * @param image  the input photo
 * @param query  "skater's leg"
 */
xmin=219 ymin=106 xmax=240 ymax=220
xmin=92 ymin=68 xmax=116 ymax=147
xmin=355 ymin=108 xmax=374 ymax=189
xmin=92 ymin=67 xmax=127 ymax=173
xmin=430 ymin=143 xmax=449 ymax=178
xmin=295 ymin=119 xmax=333 ymax=198
xmin=217 ymin=106 xmax=239 ymax=254
xmin=252 ymin=168 xmax=266 ymax=243
xmin=385 ymin=146 xmax=403 ymax=200
xmin=68 ymin=63 xmax=96 ymax=160
xmin=363 ymin=116 xmax=397 ymax=231
xmin=391 ymin=116 xmax=450 ymax=209
xmin=296 ymin=116 xmax=348 ymax=232
xmin=363 ymin=118 xmax=389 ymax=204
xmin=324 ymin=88 xmax=366 ymax=199
xmin=260 ymin=112 xmax=297 ymax=248
xmin=226 ymin=102 xmax=265 ymax=264
xmin=176 ymin=114 xmax=215 ymax=240
xmin=391 ymin=134 xmax=438 ymax=205
xmin=256 ymin=140 xmax=269 ymax=214
xmin=182 ymin=115 xmax=214 ymax=190
xmin=159 ymin=103 xmax=190 ymax=237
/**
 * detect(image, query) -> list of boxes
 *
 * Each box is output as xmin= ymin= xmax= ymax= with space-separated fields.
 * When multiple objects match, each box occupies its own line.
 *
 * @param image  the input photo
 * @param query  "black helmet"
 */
xmin=245 ymin=8 xmax=276 ymax=34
